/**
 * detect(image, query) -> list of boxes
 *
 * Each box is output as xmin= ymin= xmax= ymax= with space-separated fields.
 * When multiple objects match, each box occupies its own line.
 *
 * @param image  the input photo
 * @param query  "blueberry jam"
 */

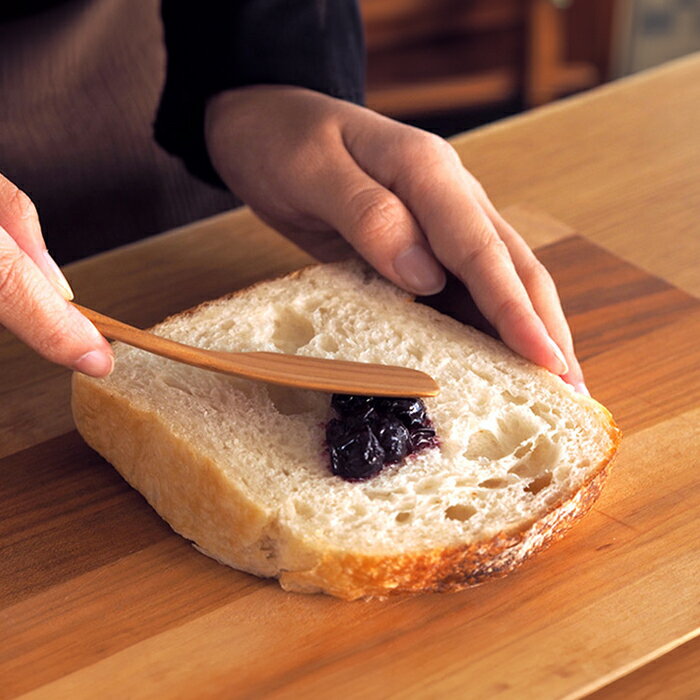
xmin=326 ymin=395 xmax=437 ymax=481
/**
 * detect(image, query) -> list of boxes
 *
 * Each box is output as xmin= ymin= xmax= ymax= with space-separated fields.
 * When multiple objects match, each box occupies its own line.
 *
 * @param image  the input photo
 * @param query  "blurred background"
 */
xmin=6 ymin=0 xmax=700 ymax=263
xmin=361 ymin=0 xmax=700 ymax=136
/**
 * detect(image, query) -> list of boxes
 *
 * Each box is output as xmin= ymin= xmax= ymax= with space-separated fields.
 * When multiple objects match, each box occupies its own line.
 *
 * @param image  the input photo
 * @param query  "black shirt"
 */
xmin=156 ymin=0 xmax=366 ymax=186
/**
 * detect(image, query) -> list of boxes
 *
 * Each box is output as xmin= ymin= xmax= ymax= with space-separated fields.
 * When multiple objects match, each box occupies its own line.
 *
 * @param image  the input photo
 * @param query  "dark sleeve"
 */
xmin=154 ymin=0 xmax=366 ymax=187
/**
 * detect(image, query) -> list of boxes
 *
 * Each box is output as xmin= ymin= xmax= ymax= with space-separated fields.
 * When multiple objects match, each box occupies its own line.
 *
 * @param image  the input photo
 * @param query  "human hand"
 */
xmin=205 ymin=86 xmax=585 ymax=391
xmin=0 ymin=173 xmax=113 ymax=376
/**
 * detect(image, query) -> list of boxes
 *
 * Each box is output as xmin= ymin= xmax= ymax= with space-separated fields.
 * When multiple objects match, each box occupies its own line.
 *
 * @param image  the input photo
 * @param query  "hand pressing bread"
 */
xmin=206 ymin=86 xmax=584 ymax=389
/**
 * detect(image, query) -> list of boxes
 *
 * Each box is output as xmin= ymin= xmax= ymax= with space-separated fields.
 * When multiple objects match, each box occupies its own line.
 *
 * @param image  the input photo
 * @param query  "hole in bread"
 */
xmin=318 ymin=336 xmax=339 ymax=353
xmin=513 ymin=443 xmax=532 ymax=459
xmin=464 ymin=412 xmax=537 ymax=461
xmin=464 ymin=430 xmax=509 ymax=461
xmin=272 ymin=308 xmax=316 ymax=353
xmin=478 ymin=478 xmax=509 ymax=489
xmin=221 ymin=377 xmax=257 ymax=399
xmin=509 ymin=439 xmax=561 ymax=479
xmin=294 ymin=501 xmax=314 ymax=518
xmin=366 ymin=491 xmax=394 ymax=501
xmin=416 ymin=477 xmax=440 ymax=494
xmin=302 ymin=297 xmax=321 ymax=313
xmin=161 ymin=377 xmax=194 ymax=394
xmin=525 ymin=472 xmax=553 ymax=494
xmin=502 ymin=390 xmax=528 ymax=405
xmin=530 ymin=402 xmax=559 ymax=427
xmin=445 ymin=504 xmax=477 ymax=521
xmin=266 ymin=385 xmax=322 ymax=415
xmin=395 ymin=511 xmax=412 ymax=523
xmin=408 ymin=344 xmax=424 ymax=362
xmin=471 ymin=368 xmax=496 ymax=383
xmin=496 ymin=414 xmax=538 ymax=452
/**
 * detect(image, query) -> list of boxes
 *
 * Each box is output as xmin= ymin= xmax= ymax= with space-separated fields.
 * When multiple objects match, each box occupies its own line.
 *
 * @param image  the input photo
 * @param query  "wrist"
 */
xmin=205 ymin=85 xmax=310 ymax=169
xmin=204 ymin=88 xmax=258 ymax=180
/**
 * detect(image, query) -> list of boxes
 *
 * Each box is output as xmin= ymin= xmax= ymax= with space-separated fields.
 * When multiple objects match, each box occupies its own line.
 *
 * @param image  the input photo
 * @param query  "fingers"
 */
xmin=342 ymin=117 xmax=581 ymax=380
xmin=322 ymin=123 xmax=577 ymax=382
xmin=0 ymin=174 xmax=107 ymax=375
xmin=317 ymin=149 xmax=577 ymax=382
xmin=203 ymin=88 xmax=582 ymax=385
xmin=0 ymin=173 xmax=74 ymax=300
xmin=305 ymin=155 xmax=446 ymax=296
xmin=0 ymin=226 xmax=113 ymax=376
xmin=483 ymin=205 xmax=587 ymax=391
xmin=386 ymin=155 xmax=568 ymax=375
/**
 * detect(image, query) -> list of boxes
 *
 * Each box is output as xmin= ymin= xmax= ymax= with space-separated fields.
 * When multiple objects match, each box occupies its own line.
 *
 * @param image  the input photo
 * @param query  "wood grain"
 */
xmin=362 ymin=0 xmax=600 ymax=116
xmin=5 ymin=407 xmax=697 ymax=699
xmin=536 ymin=237 xmax=699 ymax=363
xmin=588 ymin=636 xmax=700 ymax=700
xmin=0 ymin=432 xmax=171 ymax=607
xmin=451 ymin=52 xmax=700 ymax=297
xmin=3 ymin=55 xmax=700 ymax=698
xmin=367 ymin=69 xmax=517 ymax=116
xmin=2 ymin=235 xmax=699 ymax=699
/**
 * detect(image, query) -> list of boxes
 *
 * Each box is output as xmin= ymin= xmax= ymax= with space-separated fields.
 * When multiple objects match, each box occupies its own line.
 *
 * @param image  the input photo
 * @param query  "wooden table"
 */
xmin=2 ymin=53 xmax=699 ymax=699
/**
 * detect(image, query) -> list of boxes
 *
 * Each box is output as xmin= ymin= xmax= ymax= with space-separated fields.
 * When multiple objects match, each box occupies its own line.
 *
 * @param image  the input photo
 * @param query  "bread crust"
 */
xmin=72 ymin=261 xmax=621 ymax=600
xmin=73 ymin=371 xmax=620 ymax=601
xmin=279 ymin=426 xmax=620 ymax=599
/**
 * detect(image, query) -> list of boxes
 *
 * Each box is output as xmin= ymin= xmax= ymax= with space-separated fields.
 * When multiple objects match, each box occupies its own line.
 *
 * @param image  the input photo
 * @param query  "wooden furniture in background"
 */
xmin=362 ymin=0 xmax=617 ymax=116
xmin=1 ymin=53 xmax=699 ymax=698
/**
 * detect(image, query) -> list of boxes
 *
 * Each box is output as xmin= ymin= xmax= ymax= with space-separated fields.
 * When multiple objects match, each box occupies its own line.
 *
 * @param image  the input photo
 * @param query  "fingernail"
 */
xmin=546 ymin=336 xmax=569 ymax=375
xmin=394 ymin=246 xmax=445 ymax=295
xmin=575 ymin=382 xmax=591 ymax=396
xmin=42 ymin=251 xmax=74 ymax=300
xmin=74 ymin=349 xmax=114 ymax=377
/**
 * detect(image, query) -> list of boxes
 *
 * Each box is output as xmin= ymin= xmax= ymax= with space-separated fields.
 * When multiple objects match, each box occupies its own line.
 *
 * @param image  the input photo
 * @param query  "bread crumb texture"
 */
xmin=72 ymin=261 xmax=620 ymax=599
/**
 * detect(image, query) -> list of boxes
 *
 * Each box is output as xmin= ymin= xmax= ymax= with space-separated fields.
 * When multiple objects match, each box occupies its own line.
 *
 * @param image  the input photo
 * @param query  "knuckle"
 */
xmin=457 ymin=232 xmax=508 ymax=278
xmin=521 ymin=257 xmax=556 ymax=291
xmin=348 ymin=188 xmax=404 ymax=244
xmin=407 ymin=129 xmax=460 ymax=165
xmin=429 ymin=133 xmax=460 ymax=161
xmin=33 ymin=317 xmax=72 ymax=359
xmin=492 ymin=295 xmax=528 ymax=332
xmin=469 ymin=176 xmax=488 ymax=199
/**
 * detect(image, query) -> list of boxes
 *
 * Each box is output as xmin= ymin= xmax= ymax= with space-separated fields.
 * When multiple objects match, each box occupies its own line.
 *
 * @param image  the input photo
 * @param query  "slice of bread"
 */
xmin=72 ymin=261 xmax=620 ymax=600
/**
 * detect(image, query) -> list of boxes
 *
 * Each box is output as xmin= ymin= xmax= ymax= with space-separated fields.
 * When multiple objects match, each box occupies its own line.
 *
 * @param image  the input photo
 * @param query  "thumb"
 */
xmin=0 ymin=226 xmax=113 ymax=376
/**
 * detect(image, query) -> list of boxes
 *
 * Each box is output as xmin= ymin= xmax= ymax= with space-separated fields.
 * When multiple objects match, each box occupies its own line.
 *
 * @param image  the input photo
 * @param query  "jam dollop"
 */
xmin=326 ymin=394 xmax=437 ymax=481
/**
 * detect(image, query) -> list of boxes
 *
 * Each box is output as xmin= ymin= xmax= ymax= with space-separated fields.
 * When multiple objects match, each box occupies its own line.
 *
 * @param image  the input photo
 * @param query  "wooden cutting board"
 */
xmin=1 ymin=214 xmax=698 ymax=699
